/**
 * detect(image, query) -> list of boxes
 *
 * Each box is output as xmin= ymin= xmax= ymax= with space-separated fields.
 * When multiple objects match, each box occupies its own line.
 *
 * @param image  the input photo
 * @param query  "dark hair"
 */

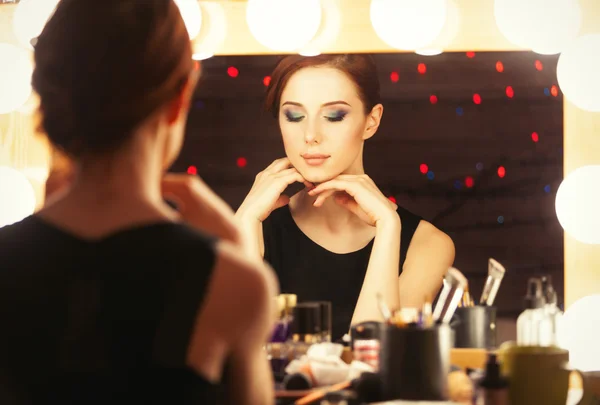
xmin=265 ymin=54 xmax=381 ymax=118
xmin=32 ymin=0 xmax=194 ymax=158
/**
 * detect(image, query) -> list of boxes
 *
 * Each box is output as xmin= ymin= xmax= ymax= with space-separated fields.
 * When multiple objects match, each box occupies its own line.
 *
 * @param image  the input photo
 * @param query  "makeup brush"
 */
xmin=479 ymin=258 xmax=506 ymax=306
xmin=433 ymin=267 xmax=468 ymax=323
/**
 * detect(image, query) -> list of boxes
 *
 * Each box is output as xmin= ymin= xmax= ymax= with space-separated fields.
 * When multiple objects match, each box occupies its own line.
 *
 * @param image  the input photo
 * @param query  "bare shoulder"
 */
xmin=213 ymin=240 xmax=279 ymax=315
xmin=412 ymin=220 xmax=454 ymax=250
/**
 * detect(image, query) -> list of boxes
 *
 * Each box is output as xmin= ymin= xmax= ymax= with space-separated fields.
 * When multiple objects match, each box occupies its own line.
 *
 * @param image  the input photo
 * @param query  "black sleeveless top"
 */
xmin=263 ymin=205 xmax=422 ymax=340
xmin=0 ymin=216 xmax=220 ymax=404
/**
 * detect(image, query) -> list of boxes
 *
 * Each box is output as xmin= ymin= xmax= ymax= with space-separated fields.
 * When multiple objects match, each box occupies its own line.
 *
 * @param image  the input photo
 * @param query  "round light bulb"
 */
xmin=246 ymin=0 xmax=322 ymax=52
xmin=370 ymin=0 xmax=447 ymax=51
xmin=494 ymin=0 xmax=581 ymax=55
xmin=298 ymin=0 xmax=341 ymax=57
xmin=0 ymin=44 xmax=34 ymax=115
xmin=175 ymin=0 xmax=203 ymax=40
xmin=557 ymin=34 xmax=600 ymax=112
xmin=192 ymin=1 xmax=227 ymax=61
xmin=12 ymin=0 xmax=61 ymax=49
xmin=563 ymin=295 xmax=600 ymax=372
xmin=0 ymin=166 xmax=36 ymax=228
xmin=555 ymin=165 xmax=600 ymax=244
xmin=415 ymin=0 xmax=460 ymax=56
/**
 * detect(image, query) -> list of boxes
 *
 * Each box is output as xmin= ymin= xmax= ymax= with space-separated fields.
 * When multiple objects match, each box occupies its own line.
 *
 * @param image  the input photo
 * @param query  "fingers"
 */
xmin=273 ymin=194 xmax=290 ymax=211
xmin=313 ymin=190 xmax=336 ymax=207
xmin=263 ymin=157 xmax=292 ymax=174
xmin=308 ymin=179 xmax=358 ymax=197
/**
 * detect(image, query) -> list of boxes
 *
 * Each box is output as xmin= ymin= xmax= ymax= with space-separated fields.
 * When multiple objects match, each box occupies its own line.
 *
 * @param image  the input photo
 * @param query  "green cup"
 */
xmin=499 ymin=345 xmax=597 ymax=405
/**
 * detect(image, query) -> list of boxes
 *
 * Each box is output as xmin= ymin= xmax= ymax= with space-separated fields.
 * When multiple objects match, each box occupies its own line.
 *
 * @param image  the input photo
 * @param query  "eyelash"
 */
xmin=284 ymin=112 xmax=347 ymax=123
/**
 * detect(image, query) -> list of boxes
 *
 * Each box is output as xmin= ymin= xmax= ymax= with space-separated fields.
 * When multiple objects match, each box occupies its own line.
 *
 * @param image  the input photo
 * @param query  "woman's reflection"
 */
xmin=235 ymin=54 xmax=455 ymax=340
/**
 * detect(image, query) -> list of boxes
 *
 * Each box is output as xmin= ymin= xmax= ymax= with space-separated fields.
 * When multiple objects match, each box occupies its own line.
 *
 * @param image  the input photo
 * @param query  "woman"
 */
xmin=236 ymin=54 xmax=455 ymax=340
xmin=0 ymin=1 xmax=276 ymax=404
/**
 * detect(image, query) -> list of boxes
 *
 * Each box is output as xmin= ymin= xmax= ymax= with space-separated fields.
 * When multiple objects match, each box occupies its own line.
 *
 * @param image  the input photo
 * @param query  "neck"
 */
xmin=53 ymin=136 xmax=165 ymax=211
xmin=292 ymin=163 xmax=367 ymax=231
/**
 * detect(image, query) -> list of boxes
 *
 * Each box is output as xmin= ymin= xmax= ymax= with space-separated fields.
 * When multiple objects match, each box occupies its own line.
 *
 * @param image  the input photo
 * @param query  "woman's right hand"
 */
xmin=236 ymin=158 xmax=312 ymax=223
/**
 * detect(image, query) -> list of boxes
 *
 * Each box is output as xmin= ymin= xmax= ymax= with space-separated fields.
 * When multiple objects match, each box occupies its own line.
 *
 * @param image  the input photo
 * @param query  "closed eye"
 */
xmin=284 ymin=111 xmax=305 ymax=122
xmin=325 ymin=111 xmax=348 ymax=122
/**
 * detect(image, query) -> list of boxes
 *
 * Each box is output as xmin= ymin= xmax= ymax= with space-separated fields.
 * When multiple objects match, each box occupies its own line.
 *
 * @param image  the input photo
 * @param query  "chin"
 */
xmin=299 ymin=168 xmax=339 ymax=184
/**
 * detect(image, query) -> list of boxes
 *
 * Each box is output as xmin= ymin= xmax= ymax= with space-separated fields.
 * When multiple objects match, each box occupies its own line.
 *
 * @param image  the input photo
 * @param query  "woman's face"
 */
xmin=278 ymin=67 xmax=382 ymax=184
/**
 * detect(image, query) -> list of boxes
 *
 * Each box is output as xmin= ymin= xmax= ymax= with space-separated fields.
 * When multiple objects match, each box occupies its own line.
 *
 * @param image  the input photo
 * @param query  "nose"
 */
xmin=304 ymin=120 xmax=322 ymax=145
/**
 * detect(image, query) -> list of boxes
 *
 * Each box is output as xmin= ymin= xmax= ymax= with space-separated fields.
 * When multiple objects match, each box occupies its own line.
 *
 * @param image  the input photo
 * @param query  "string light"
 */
xmin=390 ymin=71 xmax=400 ymax=82
xmin=465 ymin=176 xmax=475 ymax=188
xmin=454 ymin=180 xmax=462 ymax=190
xmin=420 ymin=163 xmax=429 ymax=174
xmin=497 ymin=166 xmax=506 ymax=178
xmin=544 ymin=88 xmax=551 ymax=96
xmin=476 ymin=162 xmax=484 ymax=171
xmin=550 ymin=85 xmax=559 ymax=97
xmin=417 ymin=63 xmax=427 ymax=74
xmin=535 ymin=60 xmax=544 ymax=71
xmin=506 ymin=86 xmax=514 ymax=98
xmin=388 ymin=196 xmax=397 ymax=204
xmin=187 ymin=166 xmax=198 ymax=175
xmin=263 ymin=76 xmax=271 ymax=86
xmin=429 ymin=95 xmax=438 ymax=104
xmin=544 ymin=185 xmax=551 ymax=193
xmin=496 ymin=61 xmax=504 ymax=72
xmin=427 ymin=171 xmax=435 ymax=180
xmin=473 ymin=94 xmax=482 ymax=104
xmin=466 ymin=51 xmax=476 ymax=58
xmin=227 ymin=66 xmax=239 ymax=78
xmin=497 ymin=215 xmax=505 ymax=224
xmin=531 ymin=132 xmax=539 ymax=142
xmin=236 ymin=157 xmax=248 ymax=168
xmin=456 ymin=107 xmax=464 ymax=116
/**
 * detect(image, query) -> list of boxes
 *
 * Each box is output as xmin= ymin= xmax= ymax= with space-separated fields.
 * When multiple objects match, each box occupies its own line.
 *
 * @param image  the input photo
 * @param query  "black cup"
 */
xmin=379 ymin=324 xmax=452 ymax=401
xmin=452 ymin=306 xmax=497 ymax=349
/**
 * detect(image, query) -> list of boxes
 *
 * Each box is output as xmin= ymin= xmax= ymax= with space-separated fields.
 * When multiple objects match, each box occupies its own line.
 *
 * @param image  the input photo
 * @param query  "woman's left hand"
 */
xmin=308 ymin=174 xmax=399 ymax=228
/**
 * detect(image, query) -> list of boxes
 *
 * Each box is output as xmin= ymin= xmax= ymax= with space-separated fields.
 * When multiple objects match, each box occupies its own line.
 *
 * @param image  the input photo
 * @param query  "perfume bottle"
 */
xmin=516 ymin=278 xmax=546 ymax=345
xmin=288 ymin=302 xmax=322 ymax=359
xmin=267 ymin=294 xmax=297 ymax=380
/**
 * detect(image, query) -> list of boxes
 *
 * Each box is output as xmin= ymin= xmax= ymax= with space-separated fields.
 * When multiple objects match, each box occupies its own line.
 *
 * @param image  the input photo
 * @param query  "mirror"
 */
xmin=174 ymin=52 xmax=563 ymax=340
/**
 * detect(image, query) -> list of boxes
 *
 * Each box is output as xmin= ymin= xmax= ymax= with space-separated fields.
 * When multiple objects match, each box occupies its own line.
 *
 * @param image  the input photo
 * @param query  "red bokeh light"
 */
xmin=388 ymin=196 xmax=397 ymax=204
xmin=535 ymin=60 xmax=543 ymax=71
xmin=497 ymin=166 xmax=506 ymax=178
xmin=506 ymin=86 xmax=514 ymax=98
xmin=465 ymin=176 xmax=475 ymax=188
xmin=417 ymin=63 xmax=427 ymax=74
xmin=187 ymin=165 xmax=198 ymax=175
xmin=236 ymin=157 xmax=247 ymax=168
xmin=551 ymin=85 xmax=559 ymax=97
xmin=496 ymin=61 xmax=504 ymax=72
xmin=390 ymin=71 xmax=399 ymax=82
xmin=263 ymin=76 xmax=271 ymax=86
xmin=473 ymin=93 xmax=482 ymax=104
xmin=429 ymin=95 xmax=438 ymax=104
xmin=227 ymin=66 xmax=239 ymax=78
xmin=419 ymin=163 xmax=429 ymax=174
xmin=466 ymin=51 xmax=476 ymax=58
xmin=531 ymin=132 xmax=539 ymax=142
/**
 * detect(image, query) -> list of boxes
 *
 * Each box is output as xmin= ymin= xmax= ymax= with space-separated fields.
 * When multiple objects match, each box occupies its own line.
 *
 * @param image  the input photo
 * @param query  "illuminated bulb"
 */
xmin=370 ymin=0 xmax=447 ymax=51
xmin=299 ymin=0 xmax=341 ymax=56
xmin=246 ymin=0 xmax=321 ymax=52
xmin=494 ymin=0 xmax=581 ymax=55
xmin=557 ymin=34 xmax=600 ymax=112
xmin=192 ymin=2 xmax=227 ymax=61
xmin=0 ymin=44 xmax=34 ymax=115
xmin=175 ymin=0 xmax=202 ymax=40
xmin=556 ymin=165 xmax=600 ymax=244
xmin=415 ymin=0 xmax=460 ymax=56
xmin=563 ymin=295 xmax=600 ymax=371
xmin=12 ymin=0 xmax=60 ymax=49
xmin=0 ymin=166 xmax=36 ymax=228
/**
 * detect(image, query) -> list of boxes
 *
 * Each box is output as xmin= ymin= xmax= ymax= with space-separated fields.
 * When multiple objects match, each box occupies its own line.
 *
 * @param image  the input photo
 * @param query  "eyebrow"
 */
xmin=281 ymin=100 xmax=351 ymax=108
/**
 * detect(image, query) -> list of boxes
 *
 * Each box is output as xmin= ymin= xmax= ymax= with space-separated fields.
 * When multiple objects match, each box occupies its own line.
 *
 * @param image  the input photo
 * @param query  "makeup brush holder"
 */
xmin=451 ymin=305 xmax=497 ymax=349
xmin=379 ymin=324 xmax=452 ymax=401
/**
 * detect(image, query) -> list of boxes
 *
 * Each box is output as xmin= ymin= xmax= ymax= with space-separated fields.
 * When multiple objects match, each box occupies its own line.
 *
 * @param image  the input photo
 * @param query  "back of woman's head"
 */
xmin=265 ymin=54 xmax=381 ymax=118
xmin=32 ymin=0 xmax=194 ymax=159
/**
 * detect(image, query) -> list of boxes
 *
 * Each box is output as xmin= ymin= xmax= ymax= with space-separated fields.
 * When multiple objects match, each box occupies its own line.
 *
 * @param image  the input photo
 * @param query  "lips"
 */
xmin=302 ymin=153 xmax=330 ymax=159
xmin=302 ymin=154 xmax=330 ymax=166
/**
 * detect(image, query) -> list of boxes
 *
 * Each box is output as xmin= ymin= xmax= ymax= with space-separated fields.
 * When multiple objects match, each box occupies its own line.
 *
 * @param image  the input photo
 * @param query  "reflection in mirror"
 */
xmin=174 ymin=52 xmax=563 ymax=342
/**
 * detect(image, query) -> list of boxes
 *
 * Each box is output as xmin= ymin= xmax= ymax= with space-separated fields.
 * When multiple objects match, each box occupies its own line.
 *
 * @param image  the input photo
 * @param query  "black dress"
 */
xmin=262 ymin=205 xmax=422 ymax=340
xmin=0 ymin=216 xmax=220 ymax=404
